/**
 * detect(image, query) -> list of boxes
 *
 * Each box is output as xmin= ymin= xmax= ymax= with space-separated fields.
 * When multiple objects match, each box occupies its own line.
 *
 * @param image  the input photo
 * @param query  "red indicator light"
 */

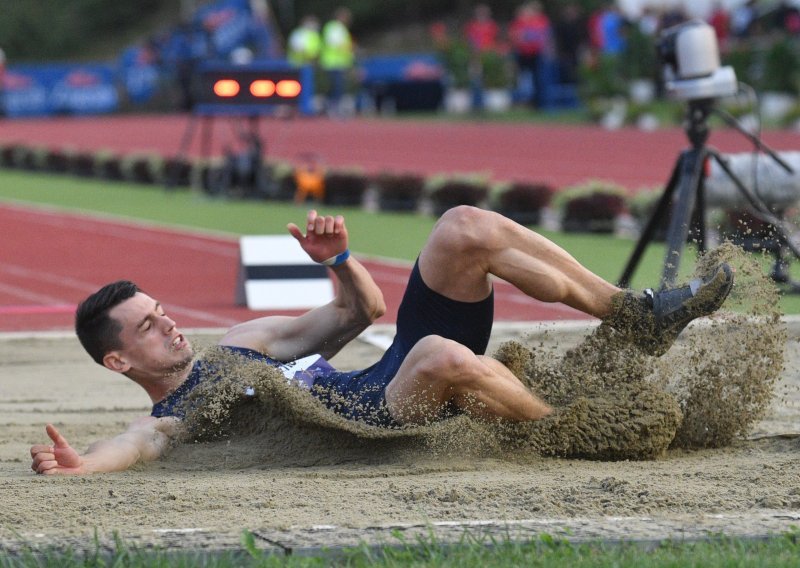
xmin=213 ymin=79 xmax=240 ymax=97
xmin=250 ymin=80 xmax=276 ymax=97
xmin=276 ymin=80 xmax=301 ymax=98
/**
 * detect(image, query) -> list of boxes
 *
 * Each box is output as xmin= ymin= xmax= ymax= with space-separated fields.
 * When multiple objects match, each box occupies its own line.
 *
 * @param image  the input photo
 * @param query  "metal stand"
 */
xmin=619 ymin=98 xmax=798 ymax=290
xmin=166 ymin=113 xmax=270 ymax=197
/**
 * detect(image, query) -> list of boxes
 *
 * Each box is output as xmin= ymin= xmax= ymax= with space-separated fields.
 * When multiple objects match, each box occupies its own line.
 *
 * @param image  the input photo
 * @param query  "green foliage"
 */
xmin=578 ymin=56 xmax=627 ymax=101
xmin=0 ymin=0 xmax=167 ymax=61
xmin=438 ymin=39 xmax=472 ymax=89
xmin=621 ymin=26 xmax=657 ymax=81
xmin=481 ymin=50 xmax=513 ymax=89
xmin=762 ymin=38 xmax=800 ymax=94
xmin=3 ymin=529 xmax=800 ymax=567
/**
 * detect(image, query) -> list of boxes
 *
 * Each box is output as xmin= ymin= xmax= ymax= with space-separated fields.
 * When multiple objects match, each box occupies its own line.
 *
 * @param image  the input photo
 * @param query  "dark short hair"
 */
xmin=75 ymin=280 xmax=141 ymax=365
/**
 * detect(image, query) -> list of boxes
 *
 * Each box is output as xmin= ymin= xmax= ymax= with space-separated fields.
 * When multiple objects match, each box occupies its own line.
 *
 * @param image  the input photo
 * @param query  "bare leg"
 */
xmin=418 ymin=206 xmax=620 ymax=317
xmin=385 ymin=336 xmax=552 ymax=424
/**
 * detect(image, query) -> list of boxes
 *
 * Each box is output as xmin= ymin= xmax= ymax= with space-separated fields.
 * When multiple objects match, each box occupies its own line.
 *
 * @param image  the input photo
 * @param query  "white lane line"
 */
xmin=0 ymin=263 xmax=239 ymax=327
xmin=0 ymin=281 xmax=70 ymax=304
xmin=3 ymin=203 xmax=239 ymax=257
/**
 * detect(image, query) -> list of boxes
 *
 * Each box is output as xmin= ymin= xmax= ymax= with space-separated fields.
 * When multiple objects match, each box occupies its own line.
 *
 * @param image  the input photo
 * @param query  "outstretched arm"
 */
xmin=220 ymin=210 xmax=386 ymax=361
xmin=30 ymin=418 xmax=177 ymax=475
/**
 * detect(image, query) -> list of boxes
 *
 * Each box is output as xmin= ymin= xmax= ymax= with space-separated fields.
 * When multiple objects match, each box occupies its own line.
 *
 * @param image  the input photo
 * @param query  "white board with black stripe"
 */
xmin=236 ymin=235 xmax=334 ymax=310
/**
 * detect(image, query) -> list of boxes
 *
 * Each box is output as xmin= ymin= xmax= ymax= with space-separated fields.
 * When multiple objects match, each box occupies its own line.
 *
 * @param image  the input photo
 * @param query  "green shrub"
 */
xmin=556 ymin=180 xmax=628 ymax=233
xmin=492 ymin=181 xmax=554 ymax=225
xmin=426 ymin=174 xmax=489 ymax=216
xmin=324 ymin=169 xmax=368 ymax=206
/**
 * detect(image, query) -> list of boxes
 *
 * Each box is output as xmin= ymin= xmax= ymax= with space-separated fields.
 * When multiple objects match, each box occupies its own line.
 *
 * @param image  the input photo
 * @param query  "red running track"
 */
xmin=2 ymin=114 xmax=799 ymax=189
xmin=0 ymin=203 xmax=588 ymax=332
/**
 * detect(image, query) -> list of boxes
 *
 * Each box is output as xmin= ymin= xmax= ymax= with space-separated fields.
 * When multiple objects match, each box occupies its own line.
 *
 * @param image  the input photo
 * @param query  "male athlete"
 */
xmin=30 ymin=207 xmax=733 ymax=475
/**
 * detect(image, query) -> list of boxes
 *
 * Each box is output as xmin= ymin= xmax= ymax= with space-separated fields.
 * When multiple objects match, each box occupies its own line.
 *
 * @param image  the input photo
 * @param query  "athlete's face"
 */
xmin=104 ymin=292 xmax=193 ymax=379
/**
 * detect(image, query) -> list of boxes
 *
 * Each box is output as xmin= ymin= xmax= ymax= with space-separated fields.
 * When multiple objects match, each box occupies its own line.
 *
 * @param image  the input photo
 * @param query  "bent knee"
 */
xmin=412 ymin=337 xmax=481 ymax=388
xmin=431 ymin=206 xmax=497 ymax=257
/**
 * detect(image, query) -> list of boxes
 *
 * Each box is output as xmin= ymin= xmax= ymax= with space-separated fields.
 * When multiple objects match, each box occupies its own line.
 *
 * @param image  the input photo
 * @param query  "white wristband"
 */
xmin=320 ymin=249 xmax=350 ymax=267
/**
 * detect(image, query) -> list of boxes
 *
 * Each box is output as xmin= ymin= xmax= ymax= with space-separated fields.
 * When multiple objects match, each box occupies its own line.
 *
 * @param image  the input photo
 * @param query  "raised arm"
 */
xmin=220 ymin=210 xmax=386 ymax=361
xmin=30 ymin=418 xmax=177 ymax=475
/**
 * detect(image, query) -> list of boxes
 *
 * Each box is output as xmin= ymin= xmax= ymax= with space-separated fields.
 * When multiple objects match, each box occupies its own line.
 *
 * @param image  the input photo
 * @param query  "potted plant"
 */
xmin=121 ymin=153 xmax=159 ymax=185
xmin=556 ymin=180 xmax=628 ymax=233
xmin=492 ymin=181 xmax=554 ymax=226
xmin=190 ymin=157 xmax=225 ymax=195
xmin=22 ymin=146 xmax=48 ymax=171
xmin=426 ymin=174 xmax=489 ymax=217
xmin=373 ymin=171 xmax=425 ymax=212
xmin=69 ymin=150 xmax=96 ymax=177
xmin=163 ymin=156 xmax=193 ymax=188
xmin=265 ymin=160 xmax=297 ymax=201
xmin=43 ymin=147 xmax=72 ymax=173
xmin=94 ymin=150 xmax=124 ymax=181
xmin=323 ymin=169 xmax=368 ymax=207
xmin=0 ymin=144 xmax=17 ymax=168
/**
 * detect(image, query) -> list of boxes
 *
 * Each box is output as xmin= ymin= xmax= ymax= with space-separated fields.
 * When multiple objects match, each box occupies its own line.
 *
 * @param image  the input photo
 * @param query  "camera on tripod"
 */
xmin=657 ymin=20 xmax=738 ymax=102
xmin=620 ymin=20 xmax=799 ymax=291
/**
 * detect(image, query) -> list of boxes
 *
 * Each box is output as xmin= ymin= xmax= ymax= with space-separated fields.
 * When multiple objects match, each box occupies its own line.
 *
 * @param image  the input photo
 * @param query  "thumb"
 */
xmin=45 ymin=424 xmax=70 ymax=449
xmin=287 ymin=223 xmax=305 ymax=242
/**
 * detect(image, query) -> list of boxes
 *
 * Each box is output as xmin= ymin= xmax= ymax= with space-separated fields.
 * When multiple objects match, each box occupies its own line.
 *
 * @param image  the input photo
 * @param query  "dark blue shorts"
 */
xmin=312 ymin=260 xmax=494 ymax=427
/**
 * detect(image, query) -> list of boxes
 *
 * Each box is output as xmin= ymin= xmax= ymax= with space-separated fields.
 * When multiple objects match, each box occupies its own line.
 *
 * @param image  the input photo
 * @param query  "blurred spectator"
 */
xmin=0 ymin=47 xmax=5 ymax=117
xmin=599 ymin=3 xmax=626 ymax=56
xmin=659 ymin=7 xmax=688 ymax=31
xmin=708 ymin=1 xmax=731 ymax=52
xmin=775 ymin=1 xmax=800 ymax=35
xmin=248 ymin=0 xmax=283 ymax=60
xmin=638 ymin=7 xmax=660 ymax=36
xmin=465 ymin=3 xmax=500 ymax=52
xmin=731 ymin=0 xmax=758 ymax=38
xmin=287 ymin=15 xmax=321 ymax=67
xmin=589 ymin=2 xmax=626 ymax=57
xmin=464 ymin=4 xmax=501 ymax=111
xmin=510 ymin=2 xmax=552 ymax=107
xmin=553 ymin=3 xmax=586 ymax=85
xmin=320 ymin=7 xmax=355 ymax=116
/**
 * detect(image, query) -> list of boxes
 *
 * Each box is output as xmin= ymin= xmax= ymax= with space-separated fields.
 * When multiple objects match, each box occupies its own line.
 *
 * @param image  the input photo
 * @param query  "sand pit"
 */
xmin=2 ymin=312 xmax=799 ymax=553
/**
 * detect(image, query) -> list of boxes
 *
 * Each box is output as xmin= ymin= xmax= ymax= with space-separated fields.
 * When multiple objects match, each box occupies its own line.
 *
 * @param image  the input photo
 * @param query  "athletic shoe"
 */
xmin=604 ymin=262 xmax=734 ymax=356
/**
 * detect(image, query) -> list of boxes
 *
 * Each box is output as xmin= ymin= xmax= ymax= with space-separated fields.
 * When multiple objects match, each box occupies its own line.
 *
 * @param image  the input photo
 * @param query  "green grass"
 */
xmin=3 ymin=530 xmax=800 ymax=567
xmin=2 ymin=168 xmax=800 ymax=313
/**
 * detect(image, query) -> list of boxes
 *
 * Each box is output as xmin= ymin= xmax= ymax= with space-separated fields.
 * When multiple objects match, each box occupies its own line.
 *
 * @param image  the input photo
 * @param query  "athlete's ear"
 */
xmin=103 ymin=352 xmax=130 ymax=374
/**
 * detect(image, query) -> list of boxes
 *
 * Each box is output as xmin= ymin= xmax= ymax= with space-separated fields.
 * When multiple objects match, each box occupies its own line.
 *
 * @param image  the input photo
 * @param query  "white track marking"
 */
xmin=0 ymin=281 xmax=70 ymax=304
xmin=0 ymin=263 xmax=238 ymax=327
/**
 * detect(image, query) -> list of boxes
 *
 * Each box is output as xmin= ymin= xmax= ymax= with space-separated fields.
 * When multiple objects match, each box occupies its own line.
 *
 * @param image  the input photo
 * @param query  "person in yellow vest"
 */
xmin=287 ymin=15 xmax=321 ymax=67
xmin=320 ymin=7 xmax=355 ymax=116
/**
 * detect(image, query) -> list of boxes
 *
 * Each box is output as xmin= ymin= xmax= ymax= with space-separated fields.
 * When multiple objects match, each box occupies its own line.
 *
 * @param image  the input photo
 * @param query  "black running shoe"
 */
xmin=605 ymin=263 xmax=734 ymax=356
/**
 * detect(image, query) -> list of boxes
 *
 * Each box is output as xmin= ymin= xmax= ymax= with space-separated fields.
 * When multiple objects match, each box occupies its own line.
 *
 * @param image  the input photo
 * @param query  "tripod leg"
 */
xmin=690 ymin=161 xmax=708 ymax=254
xmin=618 ymin=153 xmax=684 ymax=287
xmin=201 ymin=116 xmax=213 ymax=160
xmin=168 ymin=114 xmax=199 ymax=190
xmin=661 ymin=147 xmax=706 ymax=287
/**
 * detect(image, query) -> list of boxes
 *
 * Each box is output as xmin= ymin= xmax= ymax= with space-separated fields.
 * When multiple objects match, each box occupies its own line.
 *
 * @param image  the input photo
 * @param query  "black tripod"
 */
xmin=619 ymin=98 xmax=798 ymax=290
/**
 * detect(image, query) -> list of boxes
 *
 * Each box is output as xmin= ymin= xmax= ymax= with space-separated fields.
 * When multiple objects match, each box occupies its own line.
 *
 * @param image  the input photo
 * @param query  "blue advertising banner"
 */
xmin=2 ymin=63 xmax=119 ymax=117
xmin=194 ymin=0 xmax=253 ymax=57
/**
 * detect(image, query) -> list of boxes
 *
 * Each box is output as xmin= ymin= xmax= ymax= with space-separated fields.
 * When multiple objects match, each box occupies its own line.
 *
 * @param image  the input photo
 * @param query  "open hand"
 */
xmin=30 ymin=424 xmax=85 ymax=475
xmin=287 ymin=210 xmax=349 ymax=264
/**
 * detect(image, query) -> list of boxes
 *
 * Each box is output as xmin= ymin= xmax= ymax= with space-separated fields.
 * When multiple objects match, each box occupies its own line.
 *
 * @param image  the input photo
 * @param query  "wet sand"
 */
xmin=2 ymin=316 xmax=799 ymax=550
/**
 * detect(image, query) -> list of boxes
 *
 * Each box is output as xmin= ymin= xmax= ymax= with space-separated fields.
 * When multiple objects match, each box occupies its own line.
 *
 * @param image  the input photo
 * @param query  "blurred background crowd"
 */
xmin=2 ymin=0 xmax=800 ymax=121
